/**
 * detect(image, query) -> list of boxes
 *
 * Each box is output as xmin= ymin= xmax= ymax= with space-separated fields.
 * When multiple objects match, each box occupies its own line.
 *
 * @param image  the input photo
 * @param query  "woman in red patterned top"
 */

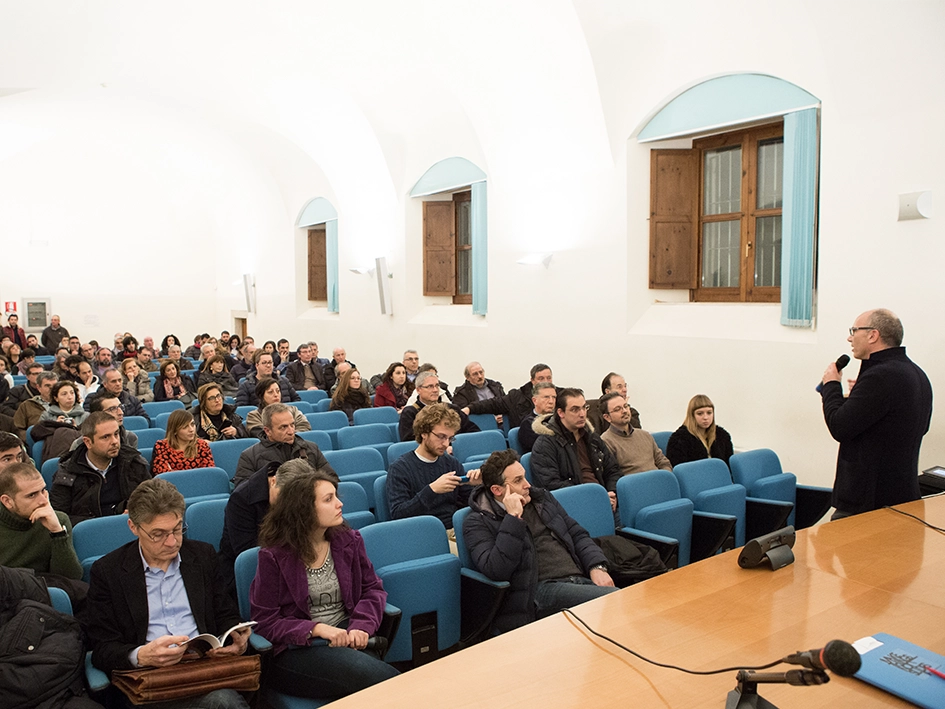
xmin=151 ymin=408 xmax=215 ymax=474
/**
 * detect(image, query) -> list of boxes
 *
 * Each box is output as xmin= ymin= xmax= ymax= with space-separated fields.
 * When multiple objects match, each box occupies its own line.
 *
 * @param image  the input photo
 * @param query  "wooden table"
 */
xmin=327 ymin=497 xmax=945 ymax=708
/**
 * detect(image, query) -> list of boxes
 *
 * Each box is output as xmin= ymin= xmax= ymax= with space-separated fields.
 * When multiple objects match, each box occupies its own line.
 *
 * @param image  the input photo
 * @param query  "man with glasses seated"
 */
xmin=397 ymin=371 xmax=479 ymax=442
xmin=388 ymin=403 xmax=481 ymax=548
xmin=531 ymin=388 xmax=622 ymax=513
xmin=599 ymin=392 xmax=672 ymax=476
xmin=87 ymin=478 xmax=251 ymax=708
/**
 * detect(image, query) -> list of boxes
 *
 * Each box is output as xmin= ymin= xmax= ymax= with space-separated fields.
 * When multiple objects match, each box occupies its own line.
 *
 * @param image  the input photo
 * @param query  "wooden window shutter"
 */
xmin=308 ymin=226 xmax=327 ymax=301
xmin=423 ymin=201 xmax=456 ymax=296
xmin=649 ymin=149 xmax=699 ymax=289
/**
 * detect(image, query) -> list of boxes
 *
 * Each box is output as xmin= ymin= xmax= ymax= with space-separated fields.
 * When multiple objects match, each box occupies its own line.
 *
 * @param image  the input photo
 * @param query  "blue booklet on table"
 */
xmin=853 ymin=633 xmax=945 ymax=709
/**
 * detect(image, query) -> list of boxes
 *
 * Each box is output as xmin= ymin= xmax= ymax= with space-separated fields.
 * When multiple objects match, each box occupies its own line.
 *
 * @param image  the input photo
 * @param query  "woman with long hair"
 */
xmin=120 ymin=357 xmax=154 ymax=403
xmin=372 ymin=362 xmax=413 ymax=413
xmin=329 ymin=368 xmax=371 ymax=424
xmin=40 ymin=380 xmax=88 ymax=427
xmin=152 ymin=359 xmax=197 ymax=405
xmin=195 ymin=354 xmax=239 ymax=397
xmin=159 ymin=334 xmax=179 ymax=358
xmin=665 ymin=394 xmax=734 ymax=468
xmin=250 ymin=466 xmax=399 ymax=700
xmin=151 ymin=408 xmax=215 ymax=474
xmin=245 ymin=378 xmax=310 ymax=439
xmin=193 ymin=382 xmax=248 ymax=441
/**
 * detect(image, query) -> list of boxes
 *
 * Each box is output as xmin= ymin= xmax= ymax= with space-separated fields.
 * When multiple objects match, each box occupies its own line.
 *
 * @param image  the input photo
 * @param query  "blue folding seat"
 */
xmin=304 ymin=411 xmax=349 ymax=448
xmin=185 ymin=498 xmax=228 ymax=551
xmin=336 ymin=424 xmax=394 ymax=467
xmin=159 ymin=467 xmax=231 ymax=506
xmin=323 ymin=448 xmax=387 ymax=510
xmin=73 ymin=514 xmax=136 ymax=582
xmin=207 ymin=438 xmax=258 ymax=480
xmin=451 ymin=430 xmax=506 ymax=463
xmin=353 ymin=407 xmax=399 ymax=426
xmin=296 ymin=389 xmax=328 ymax=405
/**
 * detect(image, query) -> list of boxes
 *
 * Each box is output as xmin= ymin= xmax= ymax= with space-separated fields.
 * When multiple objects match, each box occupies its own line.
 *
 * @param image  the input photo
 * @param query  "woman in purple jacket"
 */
xmin=250 ymin=466 xmax=399 ymax=700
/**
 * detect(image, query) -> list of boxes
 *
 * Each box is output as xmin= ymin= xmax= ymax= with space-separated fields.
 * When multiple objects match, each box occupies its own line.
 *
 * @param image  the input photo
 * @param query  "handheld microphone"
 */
xmin=816 ymin=354 xmax=851 ymax=393
xmin=783 ymin=640 xmax=861 ymax=677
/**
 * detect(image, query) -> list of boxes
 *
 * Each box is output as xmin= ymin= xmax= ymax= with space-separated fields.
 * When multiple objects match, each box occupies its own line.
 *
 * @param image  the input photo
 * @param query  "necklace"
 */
xmin=307 ymin=548 xmax=332 ymax=578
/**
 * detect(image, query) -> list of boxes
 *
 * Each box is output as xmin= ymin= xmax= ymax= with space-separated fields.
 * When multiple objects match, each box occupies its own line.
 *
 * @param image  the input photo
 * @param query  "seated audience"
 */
xmin=152 ymin=359 xmax=197 ymax=405
xmin=193 ymin=383 xmax=249 ymax=441
xmin=0 ymin=448 xmax=83 ymax=583
xmin=518 ymin=381 xmax=558 ymax=454
xmin=51 ymin=412 xmax=151 ymax=526
xmin=227 ymin=333 xmax=242 ymax=357
xmin=323 ymin=347 xmax=357 ymax=391
xmin=530 ymin=388 xmax=621 ymax=512
xmin=230 ymin=342 xmax=256 ymax=381
xmin=403 ymin=349 xmax=420 ymax=383
xmin=196 ymin=354 xmax=239 ymax=397
xmin=151 ymin=409 xmax=215 ymax=474
xmin=451 ymin=361 xmax=505 ymax=410
xmin=219 ymin=459 xmax=317 ymax=594
xmin=136 ymin=345 xmax=159 ymax=372
xmin=27 ymin=333 xmax=50 ymax=356
xmin=159 ymin=333 xmax=179 ymax=358
xmin=284 ymin=343 xmax=329 ymax=391
xmin=82 ymin=369 xmax=150 ymax=423
xmin=233 ymin=404 xmax=334 ymax=488
xmin=16 ymin=347 xmax=36 ymax=376
xmin=184 ymin=333 xmax=208 ymax=360
xmin=599 ymin=392 xmax=671 ymax=476
xmin=587 ymin=372 xmax=643 ymax=434
xmin=92 ymin=347 xmax=114 ymax=380
xmin=261 ymin=339 xmax=280 ymax=367
xmin=118 ymin=335 xmax=138 ymax=361
xmin=6 ymin=343 xmax=22 ymax=372
xmin=416 ymin=363 xmax=451 ymax=401
xmin=83 ymin=394 xmax=139 ymax=449
xmin=329 ymin=368 xmax=372 ymax=424
xmin=120 ymin=357 xmax=154 ymax=403
xmin=464 ymin=363 xmax=555 ymax=430
xmin=74 ymin=360 xmax=100 ymax=402
xmin=164 ymin=344 xmax=195 ymax=371
xmin=464 ymin=449 xmax=616 ymax=633
xmin=250 ymin=469 xmax=399 ymax=700
xmin=666 ymin=394 xmax=734 ymax=468
xmin=387 ymin=403 xmax=479 ymax=534
xmin=40 ymin=380 xmax=89 ymax=427
xmin=372 ymin=362 xmax=413 ymax=413
xmin=245 ymin=378 xmax=310 ymax=439
xmin=0 ymin=357 xmax=15 ymax=390
xmin=13 ymin=371 xmax=58 ymax=440
xmin=236 ymin=350 xmax=299 ymax=406
xmin=87 ymin=478 xmax=251 ymax=708
xmin=398 ymin=371 xmax=479 ymax=442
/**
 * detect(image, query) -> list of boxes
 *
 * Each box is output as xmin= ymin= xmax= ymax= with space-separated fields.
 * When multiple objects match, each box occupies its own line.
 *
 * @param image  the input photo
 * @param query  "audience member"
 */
xmin=16 ymin=347 xmax=37 ymax=375
xmin=120 ymin=357 xmax=154 ymax=403
xmin=236 ymin=351 xmax=299 ymax=406
xmin=219 ymin=459 xmax=319 ymax=593
xmin=83 ymin=369 xmax=151 ymax=422
xmin=51 ymin=412 xmax=151 ymax=525
xmin=599 ymin=392 xmax=671 ymax=476
xmin=151 ymin=409 xmax=215 ymax=474
xmin=87 ymin=478 xmax=251 ymax=708
xmin=0 ymin=362 xmax=43 ymax=417
xmin=530 ymin=388 xmax=621 ymax=512
xmin=85 ymin=395 xmax=139 ymax=448
xmin=79 ymin=341 xmax=94 ymax=362
xmin=159 ymin=334 xmax=179 ymax=357
xmin=136 ymin=345 xmax=159 ymax=372
xmin=372 ymin=362 xmax=413 ymax=412
xmin=398 ymin=371 xmax=479 ymax=442
xmin=152 ymin=359 xmax=197 ymax=405
xmin=387 ymin=403 xmax=479 ymax=535
xmin=13 ymin=371 xmax=58 ymax=439
xmin=250 ymin=469 xmax=399 ymax=700
xmin=233 ymin=404 xmax=334 ymax=488
xmin=52 ymin=348 xmax=73 ymax=380
xmin=41 ymin=315 xmax=69 ymax=354
xmin=118 ymin=335 xmax=138 ymax=361
xmin=245 ymin=379 xmax=311 ymax=439
xmin=0 ymin=457 xmax=83 ymax=582
xmin=463 ymin=449 xmax=616 ymax=633
xmin=2 ymin=314 xmax=26 ymax=348
xmin=518 ymin=381 xmax=558 ymax=454
xmin=74 ymin=360 xmax=100 ymax=402
xmin=40 ymin=380 xmax=89 ymax=427
xmin=193 ymin=383 xmax=249 ymax=441
xmin=196 ymin=354 xmax=239 ymax=397
xmin=230 ymin=342 xmax=257 ymax=381
xmin=284 ymin=343 xmax=329 ymax=391
xmin=6 ymin=343 xmax=23 ymax=372
xmin=0 ymin=357 xmax=12 ymax=391
xmin=464 ymin=363 xmax=555 ymax=430
xmin=451 ymin=361 xmax=505 ymax=410
xmin=26 ymin=333 xmax=49 ymax=356
xmin=587 ymin=372 xmax=642 ymax=434
xmin=92 ymin=347 xmax=114 ymax=379
xmin=403 ymin=349 xmax=420 ymax=383
xmin=666 ymin=395 xmax=734 ymax=468
xmin=164 ymin=344 xmax=195 ymax=371
xmin=416 ymin=363 xmax=451 ymax=401
xmin=184 ymin=333 xmax=209 ymax=359
xmin=324 ymin=347 xmax=357 ymax=391
xmin=330 ymin=368 xmax=372 ymax=424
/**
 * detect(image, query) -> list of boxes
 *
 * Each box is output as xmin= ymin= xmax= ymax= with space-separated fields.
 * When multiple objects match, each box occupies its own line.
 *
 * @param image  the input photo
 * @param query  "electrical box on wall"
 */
xmin=24 ymin=298 xmax=51 ymax=332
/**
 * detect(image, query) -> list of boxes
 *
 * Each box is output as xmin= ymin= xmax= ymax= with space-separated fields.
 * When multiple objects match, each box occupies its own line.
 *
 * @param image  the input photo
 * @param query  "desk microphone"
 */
xmin=783 ymin=640 xmax=861 ymax=677
xmin=816 ymin=355 xmax=851 ymax=393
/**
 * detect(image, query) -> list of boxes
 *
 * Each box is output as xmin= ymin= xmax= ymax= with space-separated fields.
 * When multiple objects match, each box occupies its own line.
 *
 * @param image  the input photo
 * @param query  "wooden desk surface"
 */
xmin=327 ymin=497 xmax=945 ymax=708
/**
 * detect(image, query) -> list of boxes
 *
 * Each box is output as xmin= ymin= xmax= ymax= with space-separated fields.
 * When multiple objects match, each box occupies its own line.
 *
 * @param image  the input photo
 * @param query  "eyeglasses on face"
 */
xmin=848 ymin=326 xmax=876 ymax=336
xmin=138 ymin=523 xmax=187 ymax=543
xmin=429 ymin=432 xmax=456 ymax=444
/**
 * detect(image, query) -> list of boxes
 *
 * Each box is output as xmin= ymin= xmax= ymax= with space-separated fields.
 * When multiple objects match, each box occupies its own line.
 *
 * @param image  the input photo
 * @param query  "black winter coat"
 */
xmin=665 ymin=425 xmax=734 ymax=468
xmin=530 ymin=414 xmax=621 ymax=492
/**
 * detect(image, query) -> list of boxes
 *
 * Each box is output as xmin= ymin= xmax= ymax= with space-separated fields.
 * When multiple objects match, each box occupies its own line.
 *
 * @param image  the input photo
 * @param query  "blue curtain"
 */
xmin=471 ymin=182 xmax=488 ymax=315
xmin=326 ymin=219 xmax=339 ymax=313
xmin=781 ymin=108 xmax=818 ymax=327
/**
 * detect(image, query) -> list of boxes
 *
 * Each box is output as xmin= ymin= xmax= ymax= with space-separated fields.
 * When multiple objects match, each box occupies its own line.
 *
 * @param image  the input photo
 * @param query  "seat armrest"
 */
xmin=84 ymin=652 xmax=110 ymax=693
xmin=691 ymin=511 xmax=737 ymax=561
xmin=459 ymin=568 xmax=509 ymax=647
xmin=617 ymin=527 xmax=679 ymax=569
xmin=795 ymin=485 xmax=833 ymax=529
xmin=248 ymin=631 xmax=272 ymax=653
xmin=460 ymin=567 xmax=510 ymax=589
xmin=745 ymin=497 xmax=794 ymax=540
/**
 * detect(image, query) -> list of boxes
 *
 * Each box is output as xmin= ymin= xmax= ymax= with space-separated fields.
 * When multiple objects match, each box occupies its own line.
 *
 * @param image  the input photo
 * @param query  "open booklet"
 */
xmin=181 ymin=621 xmax=257 ymax=654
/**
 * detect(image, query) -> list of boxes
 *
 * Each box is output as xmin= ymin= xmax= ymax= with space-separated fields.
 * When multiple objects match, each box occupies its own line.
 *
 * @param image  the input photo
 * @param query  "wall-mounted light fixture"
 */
xmin=898 ymin=191 xmax=932 ymax=221
xmin=516 ymin=253 xmax=553 ymax=268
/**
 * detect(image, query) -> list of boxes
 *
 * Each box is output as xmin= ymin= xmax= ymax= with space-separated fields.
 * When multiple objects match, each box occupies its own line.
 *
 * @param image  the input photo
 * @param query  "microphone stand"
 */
xmin=725 ymin=669 xmax=830 ymax=708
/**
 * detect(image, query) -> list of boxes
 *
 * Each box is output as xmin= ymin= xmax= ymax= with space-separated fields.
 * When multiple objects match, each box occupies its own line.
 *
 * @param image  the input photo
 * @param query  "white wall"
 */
xmin=0 ymin=0 xmax=941 ymax=487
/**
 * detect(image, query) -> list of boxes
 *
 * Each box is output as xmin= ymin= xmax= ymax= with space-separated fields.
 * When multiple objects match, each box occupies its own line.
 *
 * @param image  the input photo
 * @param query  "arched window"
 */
xmin=639 ymin=73 xmax=819 ymax=327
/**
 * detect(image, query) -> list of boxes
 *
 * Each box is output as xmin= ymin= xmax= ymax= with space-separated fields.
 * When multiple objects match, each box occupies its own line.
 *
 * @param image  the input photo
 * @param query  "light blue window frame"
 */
xmin=296 ymin=197 xmax=339 ymax=313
